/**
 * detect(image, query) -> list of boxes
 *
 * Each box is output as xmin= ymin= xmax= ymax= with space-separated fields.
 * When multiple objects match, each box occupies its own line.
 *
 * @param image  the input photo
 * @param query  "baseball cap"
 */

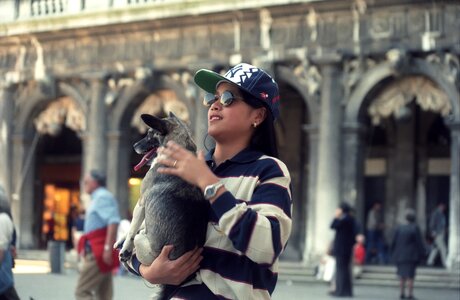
xmin=194 ymin=63 xmax=280 ymax=121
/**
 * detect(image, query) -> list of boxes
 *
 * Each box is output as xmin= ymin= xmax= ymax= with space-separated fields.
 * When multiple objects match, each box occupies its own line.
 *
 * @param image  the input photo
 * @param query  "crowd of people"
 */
xmin=316 ymin=199 xmax=448 ymax=299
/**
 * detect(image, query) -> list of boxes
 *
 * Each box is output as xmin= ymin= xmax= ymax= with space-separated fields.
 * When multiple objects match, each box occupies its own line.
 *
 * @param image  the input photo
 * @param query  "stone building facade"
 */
xmin=0 ymin=0 xmax=459 ymax=268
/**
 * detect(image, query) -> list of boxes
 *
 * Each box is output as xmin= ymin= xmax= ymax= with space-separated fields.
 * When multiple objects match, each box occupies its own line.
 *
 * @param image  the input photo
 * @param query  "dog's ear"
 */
xmin=169 ymin=111 xmax=178 ymax=120
xmin=141 ymin=114 xmax=168 ymax=135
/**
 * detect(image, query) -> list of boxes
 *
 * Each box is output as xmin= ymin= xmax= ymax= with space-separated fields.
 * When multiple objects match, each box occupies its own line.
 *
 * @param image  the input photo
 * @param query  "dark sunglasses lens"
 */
xmin=203 ymin=93 xmax=216 ymax=106
xmin=220 ymin=91 xmax=235 ymax=106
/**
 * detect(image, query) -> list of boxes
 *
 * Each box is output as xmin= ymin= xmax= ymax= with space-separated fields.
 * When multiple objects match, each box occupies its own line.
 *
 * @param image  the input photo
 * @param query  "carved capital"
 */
xmin=342 ymin=57 xmax=377 ymax=99
xmin=426 ymin=53 xmax=460 ymax=87
xmin=293 ymin=60 xmax=322 ymax=101
xmin=385 ymin=48 xmax=409 ymax=74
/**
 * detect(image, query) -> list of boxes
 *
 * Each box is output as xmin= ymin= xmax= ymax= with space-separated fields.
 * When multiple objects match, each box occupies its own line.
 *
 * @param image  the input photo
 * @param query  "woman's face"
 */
xmin=207 ymin=82 xmax=265 ymax=143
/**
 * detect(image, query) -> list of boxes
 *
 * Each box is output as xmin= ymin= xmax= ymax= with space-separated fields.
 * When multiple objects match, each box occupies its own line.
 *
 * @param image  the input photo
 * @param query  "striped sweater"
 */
xmin=172 ymin=148 xmax=292 ymax=299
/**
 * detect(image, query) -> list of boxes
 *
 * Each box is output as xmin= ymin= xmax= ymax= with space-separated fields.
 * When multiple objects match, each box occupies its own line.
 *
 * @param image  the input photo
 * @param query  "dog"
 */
xmin=115 ymin=112 xmax=209 ymax=299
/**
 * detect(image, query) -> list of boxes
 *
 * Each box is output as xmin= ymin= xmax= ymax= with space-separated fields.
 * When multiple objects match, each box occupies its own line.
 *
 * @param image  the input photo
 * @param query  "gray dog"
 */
xmin=115 ymin=112 xmax=209 ymax=299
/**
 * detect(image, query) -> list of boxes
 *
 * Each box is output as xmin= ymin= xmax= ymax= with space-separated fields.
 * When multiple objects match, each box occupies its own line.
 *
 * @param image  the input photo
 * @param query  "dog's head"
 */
xmin=133 ymin=112 xmax=196 ymax=171
xmin=133 ymin=128 xmax=162 ymax=171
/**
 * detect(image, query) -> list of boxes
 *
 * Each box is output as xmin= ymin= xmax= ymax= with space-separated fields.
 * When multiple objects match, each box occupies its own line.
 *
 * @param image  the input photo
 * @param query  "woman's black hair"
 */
xmin=243 ymin=93 xmax=279 ymax=158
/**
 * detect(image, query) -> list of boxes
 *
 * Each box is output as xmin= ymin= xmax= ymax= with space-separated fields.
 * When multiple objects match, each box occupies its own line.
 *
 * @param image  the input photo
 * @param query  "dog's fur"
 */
xmin=115 ymin=112 xmax=209 ymax=299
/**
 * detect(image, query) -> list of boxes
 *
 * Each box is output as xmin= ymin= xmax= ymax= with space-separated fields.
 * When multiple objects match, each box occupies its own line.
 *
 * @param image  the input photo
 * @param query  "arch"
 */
xmin=15 ymin=80 xmax=87 ymax=135
xmin=276 ymin=65 xmax=317 ymax=125
xmin=345 ymin=58 xmax=460 ymax=125
xmin=110 ymin=74 xmax=191 ymax=131
xmin=58 ymin=82 xmax=87 ymax=114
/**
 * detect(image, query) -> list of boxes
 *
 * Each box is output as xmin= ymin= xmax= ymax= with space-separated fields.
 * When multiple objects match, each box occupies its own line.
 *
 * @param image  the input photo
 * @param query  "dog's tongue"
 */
xmin=134 ymin=148 xmax=157 ymax=172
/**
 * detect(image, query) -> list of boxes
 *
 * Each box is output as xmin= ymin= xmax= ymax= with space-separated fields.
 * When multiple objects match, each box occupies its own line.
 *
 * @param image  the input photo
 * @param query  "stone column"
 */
xmin=447 ymin=121 xmax=460 ymax=270
xmin=106 ymin=129 xmax=130 ymax=218
xmin=310 ymin=55 xmax=343 ymax=257
xmin=0 ymin=85 xmax=15 ymax=199
xmin=11 ymin=132 xmax=36 ymax=248
xmin=341 ymin=123 xmax=366 ymax=223
xmin=84 ymin=76 xmax=108 ymax=175
xmin=302 ymin=124 xmax=319 ymax=263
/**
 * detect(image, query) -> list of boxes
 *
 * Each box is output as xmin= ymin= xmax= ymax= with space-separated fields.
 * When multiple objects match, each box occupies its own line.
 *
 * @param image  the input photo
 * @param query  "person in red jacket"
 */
xmin=353 ymin=234 xmax=366 ymax=278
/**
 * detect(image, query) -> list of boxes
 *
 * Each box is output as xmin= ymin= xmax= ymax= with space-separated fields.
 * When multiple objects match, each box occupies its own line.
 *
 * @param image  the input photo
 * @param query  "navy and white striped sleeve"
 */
xmin=211 ymin=157 xmax=292 ymax=265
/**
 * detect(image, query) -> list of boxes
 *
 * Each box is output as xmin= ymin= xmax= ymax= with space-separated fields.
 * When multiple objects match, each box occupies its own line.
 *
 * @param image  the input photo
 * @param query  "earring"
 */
xmin=253 ymin=122 xmax=257 ymax=128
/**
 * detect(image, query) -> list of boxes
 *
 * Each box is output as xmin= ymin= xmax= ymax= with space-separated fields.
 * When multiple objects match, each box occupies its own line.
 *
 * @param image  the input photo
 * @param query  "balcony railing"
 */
xmin=1 ymin=0 xmax=199 ymax=22
xmin=31 ymin=0 xmax=66 ymax=16
xmin=29 ymin=0 xmax=174 ymax=17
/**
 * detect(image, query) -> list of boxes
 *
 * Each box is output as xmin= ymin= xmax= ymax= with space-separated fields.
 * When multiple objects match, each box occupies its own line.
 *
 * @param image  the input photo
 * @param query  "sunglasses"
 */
xmin=203 ymin=91 xmax=244 ymax=107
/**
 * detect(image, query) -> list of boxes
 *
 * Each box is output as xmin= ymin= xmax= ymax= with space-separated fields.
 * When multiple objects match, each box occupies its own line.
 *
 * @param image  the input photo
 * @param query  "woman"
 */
xmin=330 ymin=202 xmax=356 ymax=297
xmin=390 ymin=209 xmax=426 ymax=300
xmin=131 ymin=63 xmax=292 ymax=299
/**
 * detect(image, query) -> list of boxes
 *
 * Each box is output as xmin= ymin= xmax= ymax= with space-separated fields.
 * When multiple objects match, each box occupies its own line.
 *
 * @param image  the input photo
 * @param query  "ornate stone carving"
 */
xmin=368 ymin=76 xmax=452 ymax=125
xmin=342 ymin=57 xmax=376 ymax=99
xmin=171 ymin=71 xmax=198 ymax=100
xmin=105 ymin=77 xmax=133 ymax=107
xmin=385 ymin=48 xmax=409 ymax=72
xmin=131 ymin=90 xmax=190 ymax=134
xmin=259 ymin=9 xmax=272 ymax=50
xmin=293 ymin=60 xmax=321 ymax=100
xmin=305 ymin=8 xmax=318 ymax=42
xmin=34 ymin=97 xmax=86 ymax=135
xmin=426 ymin=53 xmax=460 ymax=86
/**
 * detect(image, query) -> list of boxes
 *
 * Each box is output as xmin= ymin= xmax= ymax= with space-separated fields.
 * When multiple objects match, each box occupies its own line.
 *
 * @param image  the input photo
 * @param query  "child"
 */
xmin=353 ymin=234 xmax=366 ymax=278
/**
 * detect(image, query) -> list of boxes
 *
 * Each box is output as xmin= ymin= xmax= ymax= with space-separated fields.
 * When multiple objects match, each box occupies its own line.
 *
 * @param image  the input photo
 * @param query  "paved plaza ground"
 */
xmin=13 ymin=260 xmax=460 ymax=300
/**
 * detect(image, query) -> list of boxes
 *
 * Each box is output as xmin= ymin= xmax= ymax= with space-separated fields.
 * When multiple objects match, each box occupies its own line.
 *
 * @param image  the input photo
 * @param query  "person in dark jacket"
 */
xmin=330 ymin=202 xmax=356 ymax=297
xmin=390 ymin=208 xmax=426 ymax=300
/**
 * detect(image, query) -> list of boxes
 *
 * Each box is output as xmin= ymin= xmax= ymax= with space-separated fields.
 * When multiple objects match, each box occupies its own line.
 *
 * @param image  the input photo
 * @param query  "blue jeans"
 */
xmin=366 ymin=230 xmax=385 ymax=264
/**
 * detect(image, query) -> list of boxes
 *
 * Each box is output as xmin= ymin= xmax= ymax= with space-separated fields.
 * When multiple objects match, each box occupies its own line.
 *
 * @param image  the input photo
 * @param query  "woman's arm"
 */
xmin=156 ymin=141 xmax=292 ymax=265
xmin=138 ymin=245 xmax=203 ymax=285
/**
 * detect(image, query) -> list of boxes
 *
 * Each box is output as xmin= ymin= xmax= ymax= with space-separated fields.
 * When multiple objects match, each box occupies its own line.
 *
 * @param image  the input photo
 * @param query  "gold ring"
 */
xmin=173 ymin=160 xmax=177 ymax=168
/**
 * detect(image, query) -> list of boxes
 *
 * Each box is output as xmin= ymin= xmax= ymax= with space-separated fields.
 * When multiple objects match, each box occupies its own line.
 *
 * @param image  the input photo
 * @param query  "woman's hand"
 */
xmin=157 ymin=141 xmax=219 ymax=191
xmin=139 ymin=245 xmax=203 ymax=285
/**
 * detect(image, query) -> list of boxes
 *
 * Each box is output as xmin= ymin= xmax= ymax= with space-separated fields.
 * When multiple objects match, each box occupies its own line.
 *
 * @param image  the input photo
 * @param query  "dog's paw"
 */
xmin=113 ymin=238 xmax=124 ymax=250
xmin=119 ymin=249 xmax=134 ymax=262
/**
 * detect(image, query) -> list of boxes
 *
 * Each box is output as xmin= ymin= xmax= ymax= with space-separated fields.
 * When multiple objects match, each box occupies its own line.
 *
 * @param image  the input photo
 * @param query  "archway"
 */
xmin=108 ymin=74 xmax=194 ymax=219
xmin=33 ymin=97 xmax=85 ymax=249
xmin=13 ymin=82 xmax=86 ymax=248
xmin=361 ymin=75 xmax=452 ymax=264
xmin=276 ymin=63 xmax=317 ymax=261
xmin=342 ymin=55 xmax=460 ymax=267
xmin=277 ymin=82 xmax=309 ymax=261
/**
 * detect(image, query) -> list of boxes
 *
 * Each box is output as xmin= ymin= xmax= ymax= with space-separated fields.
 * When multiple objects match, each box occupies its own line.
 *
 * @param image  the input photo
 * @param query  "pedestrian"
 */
xmin=125 ymin=63 xmax=292 ymax=299
xmin=390 ymin=208 xmax=426 ymax=300
xmin=75 ymin=170 xmax=121 ymax=300
xmin=72 ymin=208 xmax=85 ymax=250
xmin=426 ymin=202 xmax=447 ymax=267
xmin=0 ymin=186 xmax=20 ymax=300
xmin=366 ymin=201 xmax=386 ymax=264
xmin=353 ymin=234 xmax=366 ymax=279
xmin=330 ymin=202 xmax=356 ymax=297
